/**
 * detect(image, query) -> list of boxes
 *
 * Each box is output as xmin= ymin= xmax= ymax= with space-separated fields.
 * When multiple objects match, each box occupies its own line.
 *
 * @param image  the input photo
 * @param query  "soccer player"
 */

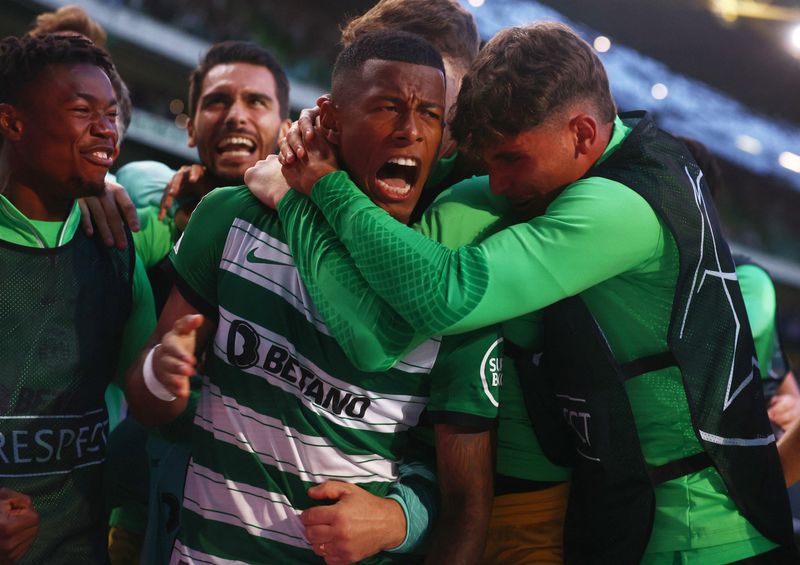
xmin=0 ymin=34 xmax=155 ymax=563
xmin=117 ymin=41 xmax=292 ymax=308
xmin=126 ymin=31 xmax=500 ymax=564
xmin=253 ymin=22 xmax=795 ymax=563
xmin=107 ymin=41 xmax=294 ymax=564
xmin=27 ymin=4 xmax=140 ymax=252
xmin=279 ymin=4 xmax=570 ymax=561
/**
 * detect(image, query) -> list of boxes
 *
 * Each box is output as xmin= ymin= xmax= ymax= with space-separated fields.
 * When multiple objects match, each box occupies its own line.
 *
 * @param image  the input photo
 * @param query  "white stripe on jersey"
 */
xmin=220 ymin=218 xmax=329 ymax=334
xmin=171 ymin=539 xmax=249 ymax=565
xmin=179 ymin=461 xmax=310 ymax=554
xmin=195 ymin=376 xmax=400 ymax=483
xmin=214 ymin=307 xmax=429 ymax=433
xmin=219 ymin=219 xmax=442 ymax=373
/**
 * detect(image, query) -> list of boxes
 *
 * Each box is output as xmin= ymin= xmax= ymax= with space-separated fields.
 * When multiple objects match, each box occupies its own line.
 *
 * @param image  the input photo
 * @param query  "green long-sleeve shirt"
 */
xmin=273 ymin=117 xmax=776 ymax=561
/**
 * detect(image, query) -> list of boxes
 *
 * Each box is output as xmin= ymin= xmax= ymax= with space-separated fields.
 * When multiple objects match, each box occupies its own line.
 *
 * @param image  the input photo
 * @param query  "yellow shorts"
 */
xmin=108 ymin=525 xmax=144 ymax=565
xmin=481 ymin=482 xmax=569 ymax=565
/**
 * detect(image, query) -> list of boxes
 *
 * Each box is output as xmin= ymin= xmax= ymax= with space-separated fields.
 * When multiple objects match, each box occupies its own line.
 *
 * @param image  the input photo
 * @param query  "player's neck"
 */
xmin=4 ymin=178 xmax=72 ymax=221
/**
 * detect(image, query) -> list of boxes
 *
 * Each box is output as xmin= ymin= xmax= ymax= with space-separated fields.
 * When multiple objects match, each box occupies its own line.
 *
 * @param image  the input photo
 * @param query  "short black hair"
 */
xmin=188 ymin=40 xmax=290 ymax=119
xmin=332 ymin=30 xmax=444 ymax=99
xmin=0 ymin=34 xmax=114 ymax=104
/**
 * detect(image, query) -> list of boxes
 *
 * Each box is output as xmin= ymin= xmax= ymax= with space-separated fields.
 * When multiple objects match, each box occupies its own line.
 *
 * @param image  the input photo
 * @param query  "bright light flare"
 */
xmin=593 ymin=36 xmax=611 ymax=53
xmin=779 ymin=151 xmax=800 ymax=173
xmin=735 ymin=134 xmax=762 ymax=155
xmin=651 ymin=83 xmax=669 ymax=100
xmin=468 ymin=0 xmax=485 ymax=7
xmin=791 ymin=25 xmax=800 ymax=50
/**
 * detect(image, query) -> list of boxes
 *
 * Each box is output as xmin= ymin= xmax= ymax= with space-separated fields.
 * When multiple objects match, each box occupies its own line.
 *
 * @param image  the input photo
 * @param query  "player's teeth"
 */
xmin=387 ymin=157 xmax=416 ymax=167
xmin=220 ymin=136 xmax=255 ymax=148
xmin=377 ymin=179 xmax=412 ymax=195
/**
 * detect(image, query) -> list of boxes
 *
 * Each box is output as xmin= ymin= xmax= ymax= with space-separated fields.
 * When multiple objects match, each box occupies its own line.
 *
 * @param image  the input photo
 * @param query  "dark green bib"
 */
xmin=513 ymin=112 xmax=793 ymax=563
xmin=0 ymin=227 xmax=133 ymax=564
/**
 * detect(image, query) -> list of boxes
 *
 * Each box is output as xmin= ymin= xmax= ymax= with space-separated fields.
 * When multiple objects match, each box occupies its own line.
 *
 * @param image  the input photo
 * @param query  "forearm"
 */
xmin=125 ymin=342 xmax=189 ymax=427
xmin=426 ymin=427 xmax=494 ymax=564
xmin=310 ymin=173 xmax=664 ymax=338
xmin=278 ymin=189 xmax=427 ymax=370
xmin=309 ymin=172 xmax=487 ymax=336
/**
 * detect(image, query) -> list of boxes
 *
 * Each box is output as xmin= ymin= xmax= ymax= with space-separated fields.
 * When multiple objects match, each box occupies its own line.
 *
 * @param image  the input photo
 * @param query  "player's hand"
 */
xmin=0 ymin=489 xmax=39 ymax=564
xmin=245 ymin=156 xmax=290 ymax=209
xmin=159 ymin=164 xmax=210 ymax=221
xmin=769 ymin=394 xmax=800 ymax=431
xmin=300 ymin=481 xmax=406 ymax=565
xmin=79 ymin=179 xmax=140 ymax=249
xmin=278 ymin=95 xmax=329 ymax=165
xmin=280 ymin=124 xmax=338 ymax=197
xmin=153 ymin=314 xmax=204 ymax=399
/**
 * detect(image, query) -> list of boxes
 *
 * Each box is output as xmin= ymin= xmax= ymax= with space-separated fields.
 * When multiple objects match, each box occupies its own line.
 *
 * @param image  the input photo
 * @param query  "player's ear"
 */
xmin=319 ymin=99 xmax=341 ymax=146
xmin=186 ymin=117 xmax=197 ymax=148
xmin=569 ymin=113 xmax=598 ymax=157
xmin=0 ymin=104 xmax=24 ymax=141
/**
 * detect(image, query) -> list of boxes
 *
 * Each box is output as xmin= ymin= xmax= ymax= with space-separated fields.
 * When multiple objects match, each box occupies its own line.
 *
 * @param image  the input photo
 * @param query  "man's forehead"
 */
xmin=202 ymin=62 xmax=277 ymax=95
xmin=358 ymin=59 xmax=445 ymax=100
xmin=23 ymin=63 xmax=113 ymax=102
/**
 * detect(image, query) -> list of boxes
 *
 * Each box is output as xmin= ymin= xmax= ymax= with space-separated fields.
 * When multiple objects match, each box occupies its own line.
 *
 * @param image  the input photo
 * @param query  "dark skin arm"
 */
xmin=425 ymin=424 xmax=494 ymax=565
xmin=125 ymin=286 xmax=215 ymax=427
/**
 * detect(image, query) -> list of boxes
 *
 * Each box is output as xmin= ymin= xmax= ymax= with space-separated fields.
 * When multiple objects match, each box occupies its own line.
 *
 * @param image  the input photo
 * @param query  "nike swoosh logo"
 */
xmin=245 ymin=247 xmax=292 ymax=266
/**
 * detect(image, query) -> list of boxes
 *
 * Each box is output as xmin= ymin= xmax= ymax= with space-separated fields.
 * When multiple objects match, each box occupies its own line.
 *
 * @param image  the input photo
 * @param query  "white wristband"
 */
xmin=143 ymin=344 xmax=177 ymax=402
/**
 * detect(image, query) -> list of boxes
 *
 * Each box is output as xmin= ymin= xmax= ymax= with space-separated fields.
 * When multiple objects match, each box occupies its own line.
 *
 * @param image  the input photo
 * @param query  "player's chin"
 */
xmin=81 ymin=178 xmax=108 ymax=198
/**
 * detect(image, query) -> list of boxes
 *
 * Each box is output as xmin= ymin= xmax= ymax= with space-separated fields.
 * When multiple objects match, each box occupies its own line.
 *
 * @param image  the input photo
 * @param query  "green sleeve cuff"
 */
xmin=385 ymin=462 xmax=439 ymax=554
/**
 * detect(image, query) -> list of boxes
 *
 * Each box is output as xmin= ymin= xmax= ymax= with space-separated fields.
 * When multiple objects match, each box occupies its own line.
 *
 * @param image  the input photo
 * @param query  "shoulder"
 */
xmin=176 ymin=185 xmax=278 ymax=259
xmin=116 ymin=160 xmax=176 ymax=208
xmin=553 ymin=177 xmax=663 ymax=239
xmin=737 ymin=262 xmax=776 ymax=303
xmin=418 ymin=176 xmax=509 ymax=246
xmin=192 ymin=184 xmax=271 ymax=225
xmin=116 ymin=160 xmax=176 ymax=188
xmin=432 ymin=175 xmax=506 ymax=213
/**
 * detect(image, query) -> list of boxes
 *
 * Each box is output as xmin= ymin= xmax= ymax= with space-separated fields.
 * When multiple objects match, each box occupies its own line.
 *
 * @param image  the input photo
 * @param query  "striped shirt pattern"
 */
xmin=169 ymin=187 xmax=501 ymax=564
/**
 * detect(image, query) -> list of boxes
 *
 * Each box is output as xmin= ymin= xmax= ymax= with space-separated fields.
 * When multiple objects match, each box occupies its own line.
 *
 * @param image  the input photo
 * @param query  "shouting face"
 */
xmin=188 ymin=62 xmax=288 ymax=184
xmin=329 ymin=59 xmax=445 ymax=224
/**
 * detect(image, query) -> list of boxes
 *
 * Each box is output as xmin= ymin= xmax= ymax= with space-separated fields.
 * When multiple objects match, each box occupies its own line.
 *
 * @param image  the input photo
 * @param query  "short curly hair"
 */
xmin=29 ymin=5 xmax=108 ymax=48
xmin=0 ymin=34 xmax=114 ymax=105
xmin=451 ymin=22 xmax=616 ymax=154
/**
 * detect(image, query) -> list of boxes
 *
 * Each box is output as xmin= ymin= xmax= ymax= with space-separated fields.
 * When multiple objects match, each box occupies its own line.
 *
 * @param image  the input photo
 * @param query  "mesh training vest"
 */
xmin=513 ymin=112 xmax=793 ymax=564
xmin=0 ymin=227 xmax=134 ymax=564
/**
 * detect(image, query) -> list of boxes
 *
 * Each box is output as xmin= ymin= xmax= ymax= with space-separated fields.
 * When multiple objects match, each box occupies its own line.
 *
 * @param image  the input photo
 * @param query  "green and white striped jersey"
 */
xmin=168 ymin=185 xmax=502 ymax=564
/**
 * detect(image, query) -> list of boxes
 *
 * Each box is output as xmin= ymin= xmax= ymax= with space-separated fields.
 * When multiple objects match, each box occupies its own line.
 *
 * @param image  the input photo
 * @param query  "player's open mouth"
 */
xmin=375 ymin=157 xmax=420 ymax=199
xmin=217 ymin=136 xmax=257 ymax=158
xmin=82 ymin=147 xmax=114 ymax=167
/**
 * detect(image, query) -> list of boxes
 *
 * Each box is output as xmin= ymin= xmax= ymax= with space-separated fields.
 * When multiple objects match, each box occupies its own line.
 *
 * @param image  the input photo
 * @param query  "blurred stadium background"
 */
xmin=3 ymin=0 xmax=800 ymax=361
